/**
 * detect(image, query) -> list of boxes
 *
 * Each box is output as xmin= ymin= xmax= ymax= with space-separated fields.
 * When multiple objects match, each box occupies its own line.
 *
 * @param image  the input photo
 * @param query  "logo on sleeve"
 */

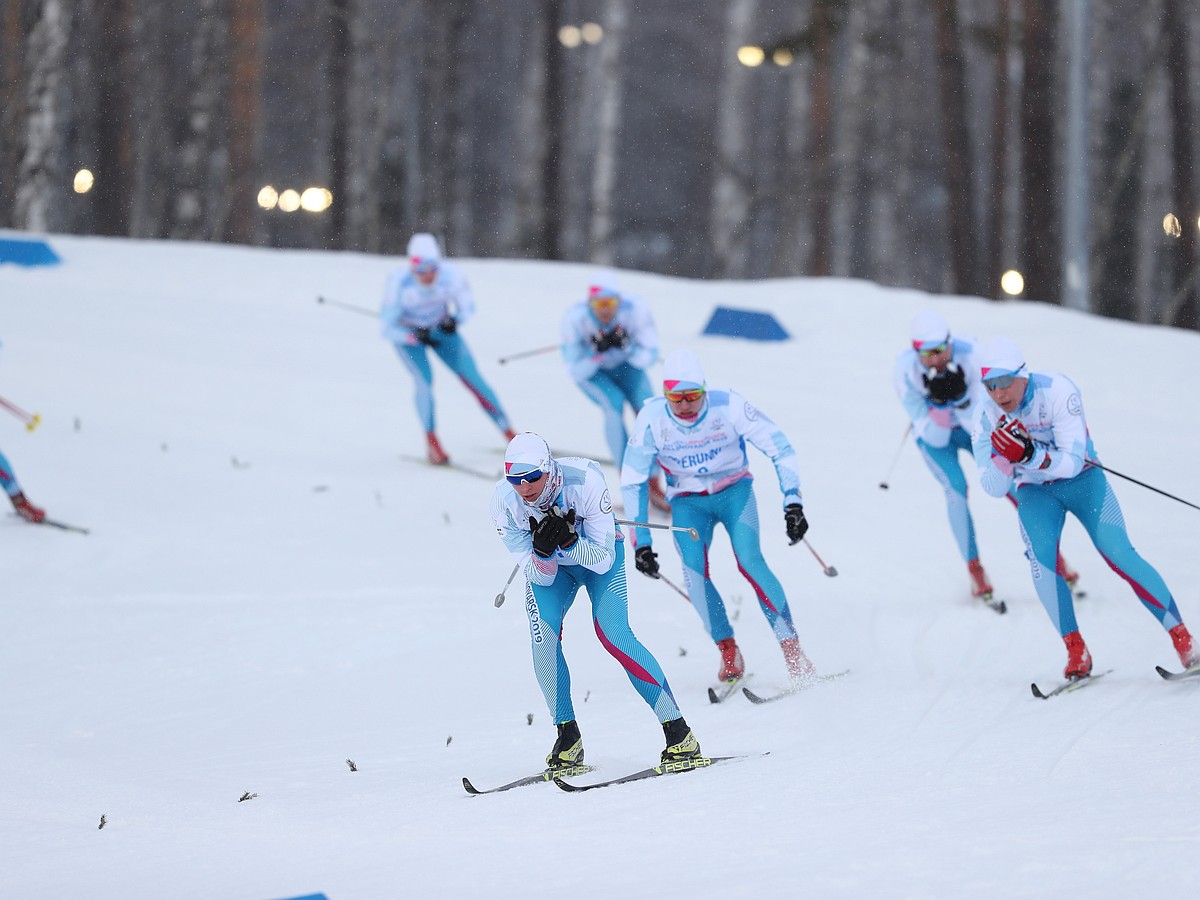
xmin=600 ymin=489 xmax=613 ymax=513
xmin=744 ymin=401 xmax=760 ymax=421
xmin=1067 ymin=393 xmax=1082 ymax=416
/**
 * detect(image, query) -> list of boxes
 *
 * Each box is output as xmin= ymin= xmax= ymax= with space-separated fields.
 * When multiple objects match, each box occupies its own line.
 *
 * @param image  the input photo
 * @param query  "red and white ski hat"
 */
xmin=407 ymin=233 xmax=441 ymax=271
xmin=588 ymin=270 xmax=621 ymax=302
xmin=910 ymin=310 xmax=951 ymax=352
xmin=979 ymin=336 xmax=1026 ymax=381
xmin=662 ymin=349 xmax=706 ymax=394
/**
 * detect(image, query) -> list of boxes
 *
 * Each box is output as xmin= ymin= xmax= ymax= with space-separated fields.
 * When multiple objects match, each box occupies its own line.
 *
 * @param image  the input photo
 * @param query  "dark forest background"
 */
xmin=2 ymin=0 xmax=1197 ymax=329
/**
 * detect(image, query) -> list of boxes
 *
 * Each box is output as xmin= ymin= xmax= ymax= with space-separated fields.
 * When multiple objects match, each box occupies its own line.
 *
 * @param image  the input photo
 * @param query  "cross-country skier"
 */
xmin=621 ymin=349 xmax=817 ymax=686
xmin=489 ymin=432 xmax=701 ymax=770
xmin=0 ymin=339 xmax=45 ymax=524
xmin=561 ymin=271 xmax=668 ymax=511
xmin=380 ymin=233 xmax=515 ymax=465
xmin=971 ymin=336 xmax=1197 ymax=677
xmin=895 ymin=310 xmax=1078 ymax=606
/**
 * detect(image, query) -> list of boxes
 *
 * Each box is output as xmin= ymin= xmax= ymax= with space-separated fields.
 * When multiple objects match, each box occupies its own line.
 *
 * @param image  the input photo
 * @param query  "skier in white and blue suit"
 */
xmin=894 ymin=310 xmax=1078 ymax=603
xmin=560 ymin=272 xmax=668 ymax=510
xmin=381 ymin=233 xmax=514 ymax=465
xmin=621 ymin=350 xmax=816 ymax=686
xmin=490 ymin=432 xmax=701 ymax=771
xmin=970 ymin=336 xmax=1197 ymax=679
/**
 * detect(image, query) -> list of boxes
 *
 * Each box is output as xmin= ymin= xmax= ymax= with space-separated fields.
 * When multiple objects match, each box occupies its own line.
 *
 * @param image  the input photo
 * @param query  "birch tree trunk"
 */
xmin=1018 ymin=0 xmax=1060 ymax=303
xmin=588 ymin=0 xmax=628 ymax=265
xmin=709 ymin=0 xmax=756 ymax=278
xmin=15 ymin=0 xmax=70 ymax=232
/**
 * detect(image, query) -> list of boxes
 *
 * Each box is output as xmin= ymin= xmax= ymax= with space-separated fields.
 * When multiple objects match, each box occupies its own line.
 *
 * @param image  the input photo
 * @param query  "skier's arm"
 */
xmin=490 ymin=488 xmax=558 ymax=586
xmin=557 ymin=463 xmax=618 ymax=575
xmin=620 ymin=411 xmax=658 ymax=548
xmin=561 ymin=307 xmax=600 ymax=382
xmin=734 ymin=392 xmax=802 ymax=508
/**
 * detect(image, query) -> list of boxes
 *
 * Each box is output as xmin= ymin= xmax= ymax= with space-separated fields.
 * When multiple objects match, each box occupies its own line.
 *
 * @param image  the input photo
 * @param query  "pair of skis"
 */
xmin=464 ymin=753 xmax=766 ymax=796
xmin=707 ymin=670 xmax=851 ymax=705
xmin=1030 ymin=662 xmax=1200 ymax=699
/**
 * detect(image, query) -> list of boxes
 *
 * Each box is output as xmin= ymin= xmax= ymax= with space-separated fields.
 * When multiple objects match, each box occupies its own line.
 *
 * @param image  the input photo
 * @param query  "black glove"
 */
xmin=634 ymin=545 xmax=660 ymax=579
xmin=438 ymin=316 xmax=457 ymax=334
xmin=529 ymin=506 xmax=577 ymax=558
xmin=922 ymin=362 xmax=968 ymax=406
xmin=413 ymin=327 xmax=437 ymax=346
xmin=591 ymin=325 xmax=628 ymax=353
xmin=784 ymin=503 xmax=808 ymax=545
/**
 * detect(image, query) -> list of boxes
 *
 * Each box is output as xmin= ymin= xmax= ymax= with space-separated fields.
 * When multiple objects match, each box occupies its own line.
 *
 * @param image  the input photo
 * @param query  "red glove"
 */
xmin=991 ymin=416 xmax=1035 ymax=464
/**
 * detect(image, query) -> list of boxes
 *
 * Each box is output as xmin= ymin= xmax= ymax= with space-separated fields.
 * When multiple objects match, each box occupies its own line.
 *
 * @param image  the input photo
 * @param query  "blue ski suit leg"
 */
xmin=429 ymin=332 xmax=512 ymax=432
xmin=915 ymin=426 xmax=978 ymax=563
xmin=525 ymin=541 xmax=681 ymax=725
xmin=0 ymin=448 xmax=20 ymax=496
xmin=670 ymin=479 xmax=798 ymax=644
xmin=1016 ymin=466 xmax=1182 ymax=636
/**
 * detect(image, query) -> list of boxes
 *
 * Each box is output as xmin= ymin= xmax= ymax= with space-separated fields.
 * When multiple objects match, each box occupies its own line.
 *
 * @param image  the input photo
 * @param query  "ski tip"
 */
xmin=552 ymin=776 xmax=582 ymax=792
xmin=462 ymin=777 xmax=481 ymax=795
xmin=1155 ymin=665 xmax=1172 ymax=680
xmin=1030 ymin=682 xmax=1048 ymax=699
xmin=741 ymin=687 xmax=769 ymax=704
xmin=707 ymin=687 xmax=720 ymax=704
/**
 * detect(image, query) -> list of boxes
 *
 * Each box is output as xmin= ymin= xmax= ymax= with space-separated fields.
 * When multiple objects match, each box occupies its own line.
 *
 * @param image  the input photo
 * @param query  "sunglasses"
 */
xmin=506 ymin=470 xmax=546 ymax=486
xmin=665 ymin=388 xmax=705 ymax=403
xmin=412 ymin=260 xmax=438 ymax=276
xmin=590 ymin=295 xmax=620 ymax=311
xmin=917 ymin=341 xmax=949 ymax=359
xmin=983 ymin=374 xmax=1018 ymax=392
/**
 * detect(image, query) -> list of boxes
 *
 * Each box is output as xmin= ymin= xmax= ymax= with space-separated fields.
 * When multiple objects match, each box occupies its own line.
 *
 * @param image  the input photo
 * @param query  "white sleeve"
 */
xmin=971 ymin=404 xmax=1014 ymax=498
xmin=561 ymin=305 xmax=599 ymax=382
xmin=489 ymin=485 xmax=559 ymax=586
xmin=558 ymin=462 xmax=618 ymax=575
xmin=446 ymin=264 xmax=476 ymax=326
xmin=380 ymin=271 xmax=411 ymax=343
xmin=620 ymin=407 xmax=658 ymax=547
xmin=893 ymin=352 xmax=951 ymax=448
xmin=625 ymin=297 xmax=658 ymax=370
xmin=731 ymin=391 xmax=802 ymax=507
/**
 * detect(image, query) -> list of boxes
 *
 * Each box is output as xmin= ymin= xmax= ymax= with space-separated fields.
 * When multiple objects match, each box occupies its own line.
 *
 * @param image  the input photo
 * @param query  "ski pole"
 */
xmin=494 ymin=564 xmax=520 ymax=608
xmin=316 ymin=295 xmax=376 ymax=318
xmin=498 ymin=345 xmax=560 ymax=365
xmin=0 ymin=395 xmax=40 ymax=431
xmin=1085 ymin=461 xmax=1200 ymax=512
xmin=879 ymin=423 xmax=912 ymax=490
xmin=803 ymin=538 xmax=838 ymax=577
xmin=615 ymin=518 xmax=699 ymax=541
xmin=658 ymin=572 xmax=690 ymax=601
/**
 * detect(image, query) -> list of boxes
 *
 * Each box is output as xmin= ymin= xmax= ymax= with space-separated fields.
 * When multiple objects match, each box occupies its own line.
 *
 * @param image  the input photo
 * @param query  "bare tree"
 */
xmin=984 ymin=0 xmax=1011 ymax=299
xmin=92 ymin=0 xmax=133 ymax=236
xmin=326 ymin=0 xmax=352 ymax=249
xmin=1163 ymin=0 xmax=1198 ymax=329
xmin=1 ymin=0 xmax=24 ymax=227
xmin=588 ymin=0 xmax=629 ymax=265
xmin=226 ymin=0 xmax=263 ymax=245
xmin=174 ymin=0 xmax=229 ymax=241
xmin=1018 ymin=0 xmax=1060 ymax=303
xmin=15 ymin=0 xmax=70 ymax=232
xmin=808 ymin=0 xmax=835 ymax=277
xmin=538 ymin=0 xmax=565 ymax=260
xmin=709 ymin=0 xmax=757 ymax=278
xmin=930 ymin=0 xmax=982 ymax=296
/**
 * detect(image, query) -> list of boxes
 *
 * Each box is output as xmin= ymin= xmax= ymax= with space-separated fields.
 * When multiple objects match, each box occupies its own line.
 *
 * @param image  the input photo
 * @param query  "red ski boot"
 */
xmin=10 ymin=491 xmax=45 ymax=523
xmin=967 ymin=559 xmax=993 ymax=598
xmin=503 ymin=429 xmax=517 ymax=442
xmin=781 ymin=637 xmax=815 ymax=682
xmin=1063 ymin=630 xmax=1093 ymax=679
xmin=716 ymin=638 xmax=744 ymax=682
xmin=426 ymin=432 xmax=449 ymax=465
xmin=1169 ymin=623 xmax=1198 ymax=669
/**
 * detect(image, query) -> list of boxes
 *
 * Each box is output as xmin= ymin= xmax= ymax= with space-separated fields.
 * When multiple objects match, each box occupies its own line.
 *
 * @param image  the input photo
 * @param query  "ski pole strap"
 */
xmin=1086 ymin=461 xmax=1200 ymax=512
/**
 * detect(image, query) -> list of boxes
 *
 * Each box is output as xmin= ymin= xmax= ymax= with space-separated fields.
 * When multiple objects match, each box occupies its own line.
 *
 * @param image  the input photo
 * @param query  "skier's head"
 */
xmin=979 ymin=336 xmax=1028 ymax=413
xmin=504 ymin=432 xmax=563 ymax=510
xmin=407 ymin=233 xmax=441 ymax=284
xmin=662 ymin=349 xmax=707 ymax=421
xmin=588 ymin=270 xmax=622 ymax=325
xmin=910 ymin=310 xmax=952 ymax=369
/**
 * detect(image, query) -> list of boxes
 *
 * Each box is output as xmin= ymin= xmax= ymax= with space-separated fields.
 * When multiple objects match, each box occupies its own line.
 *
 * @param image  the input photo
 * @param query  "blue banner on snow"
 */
xmin=269 ymin=894 xmax=328 ymax=900
xmin=701 ymin=306 xmax=789 ymax=342
xmin=0 ymin=237 xmax=61 ymax=267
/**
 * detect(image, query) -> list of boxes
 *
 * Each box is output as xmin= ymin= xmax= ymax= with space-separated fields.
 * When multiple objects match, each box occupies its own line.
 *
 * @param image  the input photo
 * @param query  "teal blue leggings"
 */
xmin=394 ymin=332 xmax=510 ymax=434
xmin=526 ymin=541 xmax=681 ymax=725
xmin=1016 ymin=467 xmax=1181 ymax=636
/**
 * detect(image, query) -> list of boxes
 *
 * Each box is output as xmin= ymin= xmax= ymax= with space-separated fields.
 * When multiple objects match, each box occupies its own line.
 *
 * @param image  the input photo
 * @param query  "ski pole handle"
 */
xmin=316 ymin=295 xmax=377 ymax=318
xmin=0 ymin=395 xmax=40 ymax=431
xmin=498 ymin=345 xmax=561 ymax=365
xmin=615 ymin=518 xmax=699 ymax=541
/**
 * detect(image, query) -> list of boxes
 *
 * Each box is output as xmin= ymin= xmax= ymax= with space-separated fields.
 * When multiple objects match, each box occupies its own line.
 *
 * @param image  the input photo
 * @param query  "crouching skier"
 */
xmin=489 ymin=432 xmax=701 ymax=773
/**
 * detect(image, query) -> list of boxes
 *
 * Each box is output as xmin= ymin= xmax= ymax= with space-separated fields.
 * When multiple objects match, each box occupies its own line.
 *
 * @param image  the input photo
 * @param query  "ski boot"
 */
xmin=10 ymin=491 xmax=45 ymax=523
xmin=546 ymin=719 xmax=584 ymax=771
xmin=661 ymin=717 xmax=701 ymax=766
xmin=426 ymin=431 xmax=449 ymax=465
xmin=1169 ymin=623 xmax=1198 ymax=669
xmin=781 ymin=637 xmax=815 ymax=682
xmin=716 ymin=637 xmax=744 ymax=682
xmin=967 ymin=558 xmax=993 ymax=598
xmin=1063 ymin=630 xmax=1093 ymax=680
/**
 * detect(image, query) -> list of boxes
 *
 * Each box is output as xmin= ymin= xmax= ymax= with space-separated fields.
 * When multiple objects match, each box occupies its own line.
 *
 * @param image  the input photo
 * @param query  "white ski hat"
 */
xmin=662 ymin=349 xmax=706 ymax=393
xmin=504 ymin=432 xmax=553 ymax=479
xmin=910 ymin=310 xmax=951 ymax=350
xmin=407 ymin=233 xmax=441 ymax=265
xmin=979 ymin=336 xmax=1026 ymax=380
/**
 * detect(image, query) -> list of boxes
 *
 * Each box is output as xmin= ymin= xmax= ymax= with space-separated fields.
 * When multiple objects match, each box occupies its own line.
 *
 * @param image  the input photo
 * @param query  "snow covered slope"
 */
xmin=2 ymin=234 xmax=1198 ymax=899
